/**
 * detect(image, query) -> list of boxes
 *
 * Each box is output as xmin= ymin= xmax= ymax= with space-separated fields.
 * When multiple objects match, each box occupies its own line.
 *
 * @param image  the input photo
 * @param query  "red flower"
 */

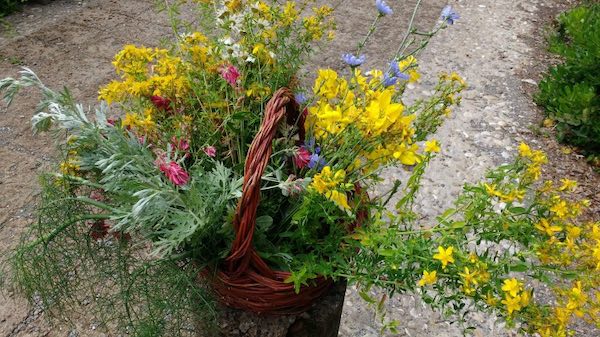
xmin=156 ymin=158 xmax=190 ymax=186
xmin=150 ymin=95 xmax=172 ymax=112
xmin=90 ymin=220 xmax=110 ymax=240
xmin=219 ymin=64 xmax=240 ymax=87
xmin=203 ymin=146 xmax=217 ymax=158
xmin=293 ymin=147 xmax=311 ymax=168
xmin=171 ymin=137 xmax=190 ymax=152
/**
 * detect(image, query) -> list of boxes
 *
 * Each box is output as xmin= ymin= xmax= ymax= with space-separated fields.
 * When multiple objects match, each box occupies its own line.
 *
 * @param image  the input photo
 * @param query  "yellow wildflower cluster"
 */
xmin=533 ymin=279 xmax=598 ymax=337
xmin=98 ymin=44 xmax=191 ymax=104
xmin=121 ymin=108 xmax=156 ymax=135
xmin=458 ymin=254 xmax=491 ymax=296
xmin=517 ymin=142 xmax=548 ymax=181
xmin=59 ymin=149 xmax=80 ymax=176
xmin=483 ymin=182 xmax=525 ymax=203
xmin=500 ymin=278 xmax=531 ymax=315
xmin=306 ymin=69 xmax=420 ymax=172
xmin=310 ymin=166 xmax=351 ymax=210
xmin=302 ymin=5 xmax=335 ymax=41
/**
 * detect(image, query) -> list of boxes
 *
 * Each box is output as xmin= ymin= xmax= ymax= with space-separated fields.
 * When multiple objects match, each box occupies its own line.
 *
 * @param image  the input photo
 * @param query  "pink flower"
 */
xmin=203 ymin=146 xmax=217 ymax=158
xmin=150 ymin=95 xmax=172 ymax=112
xmin=171 ymin=137 xmax=190 ymax=152
xmin=293 ymin=147 xmax=311 ymax=168
xmin=219 ymin=64 xmax=240 ymax=87
xmin=156 ymin=159 xmax=190 ymax=186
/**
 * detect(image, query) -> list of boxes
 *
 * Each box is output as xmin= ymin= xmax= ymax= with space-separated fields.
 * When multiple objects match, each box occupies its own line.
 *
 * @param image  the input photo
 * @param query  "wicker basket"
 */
xmin=207 ymin=88 xmax=361 ymax=314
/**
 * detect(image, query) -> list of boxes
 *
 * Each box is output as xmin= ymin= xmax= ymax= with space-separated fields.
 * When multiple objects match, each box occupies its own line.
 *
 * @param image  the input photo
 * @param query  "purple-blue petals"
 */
xmin=342 ymin=53 xmax=366 ymax=67
xmin=376 ymin=0 xmax=393 ymax=16
xmin=440 ymin=5 xmax=460 ymax=25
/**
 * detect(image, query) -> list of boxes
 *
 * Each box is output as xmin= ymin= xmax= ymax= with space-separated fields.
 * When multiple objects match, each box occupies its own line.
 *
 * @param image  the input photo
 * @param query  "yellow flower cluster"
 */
xmin=310 ymin=166 xmax=351 ymax=210
xmin=98 ymin=44 xmax=191 ymax=104
xmin=302 ymin=5 xmax=335 ymax=41
xmin=483 ymin=182 xmax=525 ymax=203
xmin=500 ymin=278 xmax=531 ymax=315
xmin=518 ymin=142 xmax=548 ymax=181
xmin=59 ymin=149 xmax=80 ymax=176
xmin=458 ymin=254 xmax=491 ymax=296
xmin=306 ymin=69 xmax=420 ymax=172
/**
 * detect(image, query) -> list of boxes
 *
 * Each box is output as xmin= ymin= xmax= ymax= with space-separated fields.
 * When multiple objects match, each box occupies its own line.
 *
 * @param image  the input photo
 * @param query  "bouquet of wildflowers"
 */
xmin=1 ymin=1 xmax=598 ymax=336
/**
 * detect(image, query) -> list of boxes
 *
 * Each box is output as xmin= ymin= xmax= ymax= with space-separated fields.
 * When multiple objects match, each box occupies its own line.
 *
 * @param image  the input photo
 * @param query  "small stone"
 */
xmin=521 ymin=78 xmax=537 ymax=85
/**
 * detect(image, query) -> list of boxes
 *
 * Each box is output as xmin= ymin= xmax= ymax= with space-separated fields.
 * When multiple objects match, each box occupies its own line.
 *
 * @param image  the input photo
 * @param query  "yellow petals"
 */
xmin=501 ymin=278 xmax=522 ymax=297
xmin=501 ymin=294 xmax=522 ymax=314
xmin=424 ymin=139 xmax=441 ymax=153
xmin=433 ymin=246 xmax=455 ymax=269
xmin=558 ymin=178 xmax=577 ymax=192
xmin=535 ymin=218 xmax=563 ymax=236
xmin=418 ymin=270 xmax=437 ymax=287
xmin=518 ymin=142 xmax=533 ymax=158
xmin=325 ymin=190 xmax=350 ymax=210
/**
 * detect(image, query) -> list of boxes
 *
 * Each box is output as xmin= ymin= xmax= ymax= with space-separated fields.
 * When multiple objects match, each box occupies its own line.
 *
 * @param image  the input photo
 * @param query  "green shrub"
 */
xmin=1 ymin=0 xmax=35 ymax=17
xmin=536 ymin=3 xmax=600 ymax=154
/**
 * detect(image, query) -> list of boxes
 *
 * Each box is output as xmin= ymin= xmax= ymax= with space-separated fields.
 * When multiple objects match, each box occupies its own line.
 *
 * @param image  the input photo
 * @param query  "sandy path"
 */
xmin=0 ymin=0 xmax=597 ymax=336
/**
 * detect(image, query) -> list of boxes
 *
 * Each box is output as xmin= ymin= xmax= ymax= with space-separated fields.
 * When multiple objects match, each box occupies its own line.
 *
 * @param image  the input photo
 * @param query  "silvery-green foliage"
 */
xmin=0 ymin=67 xmax=112 ymax=134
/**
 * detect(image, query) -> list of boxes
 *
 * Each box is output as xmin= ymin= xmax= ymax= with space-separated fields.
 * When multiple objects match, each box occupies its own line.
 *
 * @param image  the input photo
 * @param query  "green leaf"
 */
xmin=255 ymin=215 xmax=273 ymax=231
xmin=358 ymin=290 xmax=376 ymax=304
xmin=510 ymin=263 xmax=529 ymax=272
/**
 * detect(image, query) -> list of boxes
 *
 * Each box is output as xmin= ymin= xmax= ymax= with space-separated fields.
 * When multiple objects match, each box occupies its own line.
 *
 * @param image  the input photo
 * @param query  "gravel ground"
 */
xmin=0 ymin=0 xmax=597 ymax=336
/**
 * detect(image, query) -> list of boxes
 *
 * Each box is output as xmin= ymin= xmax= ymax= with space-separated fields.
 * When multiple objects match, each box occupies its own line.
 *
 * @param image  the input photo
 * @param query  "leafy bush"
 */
xmin=536 ymin=3 xmax=600 ymax=154
xmin=0 ymin=0 xmax=28 ymax=17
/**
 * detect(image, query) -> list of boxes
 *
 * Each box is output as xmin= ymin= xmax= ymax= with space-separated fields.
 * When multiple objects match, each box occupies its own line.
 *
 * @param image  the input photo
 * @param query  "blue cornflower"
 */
xmin=376 ymin=0 xmax=393 ymax=16
xmin=383 ymin=73 xmax=398 ymax=87
xmin=440 ymin=5 xmax=460 ymax=25
xmin=383 ymin=60 xmax=409 ymax=87
xmin=308 ymin=147 xmax=326 ymax=169
xmin=295 ymin=92 xmax=307 ymax=105
xmin=342 ymin=53 xmax=366 ymax=67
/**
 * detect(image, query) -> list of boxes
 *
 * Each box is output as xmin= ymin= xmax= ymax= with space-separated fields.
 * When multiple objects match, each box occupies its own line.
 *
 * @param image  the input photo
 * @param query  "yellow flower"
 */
xmin=565 ymin=225 xmax=581 ymax=239
xmin=459 ymin=267 xmax=478 ymax=286
xmin=398 ymin=56 xmax=420 ymax=83
xmin=559 ymin=178 xmax=577 ymax=192
xmin=122 ymin=112 xmax=140 ymax=129
xmin=313 ymin=69 xmax=339 ymax=99
xmin=310 ymin=166 xmax=348 ymax=211
xmin=424 ymin=139 xmax=441 ymax=153
xmin=485 ymin=292 xmax=498 ymax=306
xmin=433 ymin=246 xmax=455 ymax=269
xmin=59 ymin=160 xmax=80 ymax=176
xmin=535 ymin=218 xmax=562 ymax=236
xmin=518 ymin=142 xmax=533 ymax=158
xmin=418 ymin=270 xmax=437 ymax=286
xmin=325 ymin=190 xmax=351 ymax=210
xmin=392 ymin=143 xmax=421 ymax=166
xmin=501 ymin=294 xmax=522 ymax=314
xmin=550 ymin=199 xmax=569 ymax=219
xmin=501 ymin=278 xmax=522 ymax=297
xmin=520 ymin=289 xmax=531 ymax=307
xmin=566 ymin=281 xmax=587 ymax=314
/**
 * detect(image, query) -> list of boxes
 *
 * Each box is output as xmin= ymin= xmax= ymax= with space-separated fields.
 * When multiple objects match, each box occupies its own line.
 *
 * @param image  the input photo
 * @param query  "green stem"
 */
xmin=356 ymin=15 xmax=381 ymax=56
xmin=394 ymin=0 xmax=423 ymax=61
xmin=29 ymin=213 xmax=113 ymax=249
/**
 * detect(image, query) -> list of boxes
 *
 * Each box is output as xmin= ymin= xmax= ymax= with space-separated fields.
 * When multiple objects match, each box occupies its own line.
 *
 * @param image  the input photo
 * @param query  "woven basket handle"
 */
xmin=226 ymin=88 xmax=302 ymax=273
